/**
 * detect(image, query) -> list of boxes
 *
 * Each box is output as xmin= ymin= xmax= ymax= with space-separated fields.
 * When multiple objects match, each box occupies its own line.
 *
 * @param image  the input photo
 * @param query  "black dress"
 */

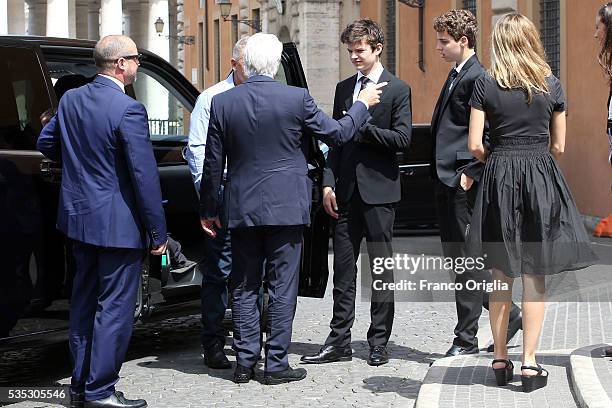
xmin=467 ymin=73 xmax=597 ymax=278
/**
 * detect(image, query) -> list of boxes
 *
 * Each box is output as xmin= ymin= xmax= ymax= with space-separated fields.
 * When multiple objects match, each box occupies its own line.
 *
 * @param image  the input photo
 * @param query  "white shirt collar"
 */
xmin=225 ymin=71 xmax=235 ymax=86
xmin=454 ymin=54 xmax=474 ymax=74
xmin=98 ymin=74 xmax=125 ymax=93
xmin=357 ymin=62 xmax=385 ymax=84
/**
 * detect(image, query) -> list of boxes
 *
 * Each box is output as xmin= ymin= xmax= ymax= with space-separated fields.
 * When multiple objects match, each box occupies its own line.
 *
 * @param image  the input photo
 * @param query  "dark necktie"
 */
xmin=359 ymin=76 xmax=370 ymax=91
xmin=448 ymin=68 xmax=458 ymax=90
xmin=441 ymin=68 xmax=458 ymax=101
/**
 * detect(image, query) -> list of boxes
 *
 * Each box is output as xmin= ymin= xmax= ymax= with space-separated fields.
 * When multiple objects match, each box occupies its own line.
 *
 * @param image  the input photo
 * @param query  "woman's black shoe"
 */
xmin=492 ymin=359 xmax=514 ymax=386
xmin=521 ymin=364 xmax=548 ymax=392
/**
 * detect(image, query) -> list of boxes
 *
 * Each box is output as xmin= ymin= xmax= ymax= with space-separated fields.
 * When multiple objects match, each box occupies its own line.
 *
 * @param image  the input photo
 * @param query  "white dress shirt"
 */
xmin=98 ymin=74 xmax=125 ymax=93
xmin=186 ymin=72 xmax=235 ymax=191
xmin=352 ymin=62 xmax=385 ymax=104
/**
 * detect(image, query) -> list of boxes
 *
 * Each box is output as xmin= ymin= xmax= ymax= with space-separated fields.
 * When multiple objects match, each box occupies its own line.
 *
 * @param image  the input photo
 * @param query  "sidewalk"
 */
xmin=416 ymin=276 xmax=612 ymax=408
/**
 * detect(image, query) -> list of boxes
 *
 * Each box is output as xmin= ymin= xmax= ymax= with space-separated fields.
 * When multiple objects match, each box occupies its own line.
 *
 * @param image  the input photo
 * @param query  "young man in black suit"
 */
xmin=431 ymin=9 xmax=522 ymax=357
xmin=301 ymin=18 xmax=412 ymax=366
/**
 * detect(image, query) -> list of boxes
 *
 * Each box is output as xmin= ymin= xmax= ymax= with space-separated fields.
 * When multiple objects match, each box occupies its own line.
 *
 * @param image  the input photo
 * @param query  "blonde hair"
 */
xmin=489 ymin=13 xmax=551 ymax=103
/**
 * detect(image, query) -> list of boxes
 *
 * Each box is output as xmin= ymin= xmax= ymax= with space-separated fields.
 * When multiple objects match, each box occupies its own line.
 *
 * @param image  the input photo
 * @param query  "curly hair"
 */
xmin=433 ymin=9 xmax=478 ymax=49
xmin=340 ymin=18 xmax=384 ymax=50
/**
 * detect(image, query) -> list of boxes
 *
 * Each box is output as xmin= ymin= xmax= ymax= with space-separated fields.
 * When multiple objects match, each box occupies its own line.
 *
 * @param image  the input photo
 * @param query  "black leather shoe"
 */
xmin=604 ymin=346 xmax=612 ymax=357
xmin=264 ymin=367 xmax=307 ymax=385
xmin=71 ymin=393 xmax=84 ymax=408
xmin=203 ymin=342 xmax=232 ymax=369
xmin=233 ymin=364 xmax=255 ymax=384
xmin=487 ymin=315 xmax=523 ymax=352
xmin=84 ymin=391 xmax=146 ymax=408
xmin=300 ymin=345 xmax=352 ymax=364
xmin=367 ymin=345 xmax=389 ymax=366
xmin=445 ymin=343 xmax=479 ymax=357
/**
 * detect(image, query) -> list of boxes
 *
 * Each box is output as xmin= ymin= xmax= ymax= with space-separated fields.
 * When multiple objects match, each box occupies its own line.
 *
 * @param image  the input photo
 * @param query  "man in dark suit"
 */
xmin=431 ymin=10 xmax=521 ymax=357
xmin=199 ymin=32 xmax=386 ymax=385
xmin=300 ymin=18 xmax=412 ymax=367
xmin=38 ymin=35 xmax=167 ymax=408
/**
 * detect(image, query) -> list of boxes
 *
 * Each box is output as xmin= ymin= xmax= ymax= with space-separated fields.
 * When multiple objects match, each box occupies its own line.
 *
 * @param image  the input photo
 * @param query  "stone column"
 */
xmin=130 ymin=0 xmax=148 ymax=104
xmin=298 ymin=0 xmax=340 ymax=114
xmin=75 ymin=0 xmax=88 ymax=39
xmin=87 ymin=1 xmax=99 ymax=40
xmin=8 ymin=0 xmax=25 ymax=34
xmin=46 ymin=0 xmax=69 ymax=36
xmin=68 ymin=0 xmax=76 ymax=37
xmin=147 ymin=0 xmax=169 ymax=61
xmin=491 ymin=0 xmax=517 ymax=24
xmin=146 ymin=0 xmax=169 ymax=122
xmin=0 ymin=0 xmax=8 ymax=35
xmin=26 ymin=0 xmax=46 ymax=36
xmin=175 ymin=0 xmax=185 ymax=74
xmin=131 ymin=0 xmax=149 ymax=48
xmin=99 ymin=0 xmax=122 ymax=36
xmin=239 ymin=0 xmax=249 ymax=37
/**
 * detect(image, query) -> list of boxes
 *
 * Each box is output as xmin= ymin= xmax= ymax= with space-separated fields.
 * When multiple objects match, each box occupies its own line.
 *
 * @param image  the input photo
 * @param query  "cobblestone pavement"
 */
xmin=3 ymin=234 xmax=610 ymax=407
xmin=1 ymin=234 xmax=467 ymax=408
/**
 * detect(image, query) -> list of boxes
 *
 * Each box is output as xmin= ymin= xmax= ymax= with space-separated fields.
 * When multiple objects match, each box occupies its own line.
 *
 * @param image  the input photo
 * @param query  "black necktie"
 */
xmin=359 ymin=76 xmax=370 ymax=91
xmin=441 ymin=69 xmax=458 ymax=102
xmin=447 ymin=68 xmax=458 ymax=90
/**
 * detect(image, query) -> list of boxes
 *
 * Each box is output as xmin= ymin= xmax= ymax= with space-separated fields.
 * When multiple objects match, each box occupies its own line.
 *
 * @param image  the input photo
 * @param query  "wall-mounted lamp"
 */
xmin=154 ymin=17 xmax=195 ymax=45
xmin=216 ymin=0 xmax=261 ymax=32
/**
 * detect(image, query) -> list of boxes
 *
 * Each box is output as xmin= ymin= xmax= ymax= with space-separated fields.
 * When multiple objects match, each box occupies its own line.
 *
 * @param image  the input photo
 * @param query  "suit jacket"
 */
xmin=322 ymin=69 xmax=412 ymax=205
xmin=37 ymin=75 xmax=167 ymax=249
xmin=199 ymin=75 xmax=370 ymax=228
xmin=431 ymin=54 xmax=486 ymax=187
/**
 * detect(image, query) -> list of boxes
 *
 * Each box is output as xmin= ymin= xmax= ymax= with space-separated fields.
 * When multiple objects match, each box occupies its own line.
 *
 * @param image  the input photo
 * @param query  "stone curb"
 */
xmin=414 ymin=356 xmax=451 ymax=408
xmin=570 ymin=344 xmax=612 ymax=408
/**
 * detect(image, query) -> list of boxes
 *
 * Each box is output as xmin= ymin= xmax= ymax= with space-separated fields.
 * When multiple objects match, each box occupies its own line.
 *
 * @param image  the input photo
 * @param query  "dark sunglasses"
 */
xmin=112 ymin=54 xmax=143 ymax=64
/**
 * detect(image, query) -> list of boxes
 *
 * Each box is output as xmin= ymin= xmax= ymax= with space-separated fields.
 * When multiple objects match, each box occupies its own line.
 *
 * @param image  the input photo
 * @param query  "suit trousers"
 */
xmin=434 ymin=180 xmax=520 ymax=348
xmin=325 ymin=191 xmax=395 ymax=348
xmin=230 ymin=225 xmax=302 ymax=373
xmin=200 ymin=222 xmax=232 ymax=349
xmin=69 ymin=241 xmax=143 ymax=401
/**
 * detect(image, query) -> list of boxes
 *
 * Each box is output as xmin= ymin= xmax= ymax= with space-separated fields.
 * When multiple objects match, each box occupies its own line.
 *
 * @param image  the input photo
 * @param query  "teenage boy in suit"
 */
xmin=301 ymin=18 xmax=412 ymax=367
xmin=431 ymin=9 xmax=522 ymax=357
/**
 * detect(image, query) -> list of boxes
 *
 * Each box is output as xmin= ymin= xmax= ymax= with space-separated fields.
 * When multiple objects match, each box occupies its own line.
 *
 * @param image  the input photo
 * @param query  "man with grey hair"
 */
xmin=38 ymin=35 xmax=166 ymax=408
xmin=199 ymin=32 xmax=386 ymax=384
xmin=187 ymin=36 xmax=250 ymax=370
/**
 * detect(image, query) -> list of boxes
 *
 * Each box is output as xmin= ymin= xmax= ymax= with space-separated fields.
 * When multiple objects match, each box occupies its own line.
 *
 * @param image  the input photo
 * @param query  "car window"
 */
xmin=0 ymin=46 xmax=52 ymax=150
xmin=132 ymin=67 xmax=190 ymax=142
xmin=45 ymin=59 xmax=192 ymax=143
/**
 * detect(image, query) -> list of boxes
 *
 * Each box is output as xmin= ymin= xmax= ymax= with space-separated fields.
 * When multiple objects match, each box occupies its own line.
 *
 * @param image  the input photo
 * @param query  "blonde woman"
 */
xmin=467 ymin=14 xmax=597 ymax=392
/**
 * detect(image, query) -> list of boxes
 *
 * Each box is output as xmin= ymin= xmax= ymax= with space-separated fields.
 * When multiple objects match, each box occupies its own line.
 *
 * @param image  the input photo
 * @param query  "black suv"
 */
xmin=0 ymin=36 xmax=435 ymax=350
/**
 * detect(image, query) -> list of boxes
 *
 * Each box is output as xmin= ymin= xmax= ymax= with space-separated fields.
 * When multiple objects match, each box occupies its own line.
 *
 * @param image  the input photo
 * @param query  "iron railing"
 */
xmin=148 ymin=119 xmax=183 ymax=136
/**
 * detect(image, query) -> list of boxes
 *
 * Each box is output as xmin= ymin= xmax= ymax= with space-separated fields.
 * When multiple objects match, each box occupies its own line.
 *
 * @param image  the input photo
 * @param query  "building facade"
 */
xmin=2 ymin=0 xmax=609 ymax=217
xmin=182 ymin=0 xmax=360 ymax=114
xmin=391 ymin=0 xmax=610 ymax=218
